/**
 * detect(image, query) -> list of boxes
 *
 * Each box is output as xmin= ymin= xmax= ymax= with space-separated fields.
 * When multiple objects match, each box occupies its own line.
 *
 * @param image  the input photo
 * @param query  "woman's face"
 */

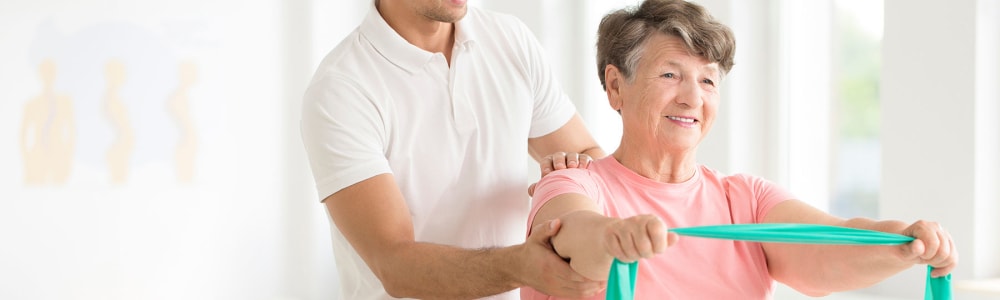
xmin=609 ymin=33 xmax=721 ymax=153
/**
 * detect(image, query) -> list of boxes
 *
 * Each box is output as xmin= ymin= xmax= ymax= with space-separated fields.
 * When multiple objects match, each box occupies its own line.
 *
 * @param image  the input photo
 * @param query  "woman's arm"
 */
xmin=530 ymin=193 xmax=677 ymax=281
xmin=761 ymin=200 xmax=957 ymax=296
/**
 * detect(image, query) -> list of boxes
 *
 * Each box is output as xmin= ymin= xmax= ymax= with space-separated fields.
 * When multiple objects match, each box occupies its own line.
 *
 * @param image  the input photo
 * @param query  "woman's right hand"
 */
xmin=602 ymin=214 xmax=677 ymax=263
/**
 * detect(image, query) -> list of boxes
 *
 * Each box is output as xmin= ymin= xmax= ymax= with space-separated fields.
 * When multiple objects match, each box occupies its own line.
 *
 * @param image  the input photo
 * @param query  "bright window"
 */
xmin=829 ymin=0 xmax=883 ymax=218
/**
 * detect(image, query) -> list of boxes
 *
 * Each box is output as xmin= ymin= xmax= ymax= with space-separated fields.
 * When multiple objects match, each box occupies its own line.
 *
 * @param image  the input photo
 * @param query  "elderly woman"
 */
xmin=522 ymin=0 xmax=957 ymax=299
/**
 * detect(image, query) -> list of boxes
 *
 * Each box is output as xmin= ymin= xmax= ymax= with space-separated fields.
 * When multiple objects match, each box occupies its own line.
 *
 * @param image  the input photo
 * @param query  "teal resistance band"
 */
xmin=606 ymin=223 xmax=952 ymax=300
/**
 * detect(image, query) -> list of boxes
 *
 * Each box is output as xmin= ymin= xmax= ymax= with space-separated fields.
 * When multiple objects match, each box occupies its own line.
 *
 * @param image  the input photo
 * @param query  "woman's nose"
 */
xmin=674 ymin=79 xmax=704 ymax=108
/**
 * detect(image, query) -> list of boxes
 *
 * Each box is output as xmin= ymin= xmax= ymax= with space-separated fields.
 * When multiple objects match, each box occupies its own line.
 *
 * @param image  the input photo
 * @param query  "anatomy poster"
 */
xmin=0 ymin=1 xmax=289 ymax=298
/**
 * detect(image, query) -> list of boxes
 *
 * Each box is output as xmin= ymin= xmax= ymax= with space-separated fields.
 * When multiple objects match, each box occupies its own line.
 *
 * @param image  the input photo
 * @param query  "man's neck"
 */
xmin=377 ymin=0 xmax=456 ymax=63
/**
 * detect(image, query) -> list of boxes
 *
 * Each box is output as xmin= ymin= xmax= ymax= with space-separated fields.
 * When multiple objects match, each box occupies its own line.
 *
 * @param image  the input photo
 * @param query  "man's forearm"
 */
xmin=550 ymin=210 xmax=616 ymax=281
xmin=373 ymin=242 xmax=523 ymax=299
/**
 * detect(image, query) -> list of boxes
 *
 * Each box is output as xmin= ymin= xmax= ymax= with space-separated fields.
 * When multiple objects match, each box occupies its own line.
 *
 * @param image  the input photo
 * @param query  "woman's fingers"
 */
xmin=605 ymin=215 xmax=671 ymax=263
xmin=901 ymin=220 xmax=958 ymax=277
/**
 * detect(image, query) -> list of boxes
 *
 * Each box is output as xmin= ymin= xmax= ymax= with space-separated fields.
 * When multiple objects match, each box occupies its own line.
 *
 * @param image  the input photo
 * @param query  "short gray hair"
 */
xmin=596 ymin=0 xmax=736 ymax=90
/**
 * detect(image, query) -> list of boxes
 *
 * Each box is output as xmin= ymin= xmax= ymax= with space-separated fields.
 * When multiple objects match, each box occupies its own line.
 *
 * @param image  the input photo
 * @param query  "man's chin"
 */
xmin=427 ymin=7 xmax=467 ymax=23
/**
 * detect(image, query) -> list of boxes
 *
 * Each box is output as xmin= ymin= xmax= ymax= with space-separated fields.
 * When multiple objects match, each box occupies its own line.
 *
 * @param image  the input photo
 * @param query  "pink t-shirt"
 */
xmin=523 ymin=157 xmax=794 ymax=300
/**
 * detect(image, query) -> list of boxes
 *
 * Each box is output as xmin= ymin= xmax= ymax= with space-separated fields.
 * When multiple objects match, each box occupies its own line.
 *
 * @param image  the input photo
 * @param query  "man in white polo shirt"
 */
xmin=300 ymin=0 xmax=606 ymax=299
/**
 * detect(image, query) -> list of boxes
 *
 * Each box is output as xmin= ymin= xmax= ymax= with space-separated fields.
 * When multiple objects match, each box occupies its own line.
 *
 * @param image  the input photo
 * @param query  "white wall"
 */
xmin=974 ymin=0 xmax=1000 ymax=282
xmin=868 ymin=0 xmax=1000 ymax=297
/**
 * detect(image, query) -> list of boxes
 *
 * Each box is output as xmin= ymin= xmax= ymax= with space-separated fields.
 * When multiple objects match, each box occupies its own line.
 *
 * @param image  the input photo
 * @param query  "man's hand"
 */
xmin=518 ymin=219 xmax=606 ymax=298
xmin=540 ymin=152 xmax=595 ymax=176
xmin=898 ymin=220 xmax=958 ymax=277
xmin=529 ymin=152 xmax=595 ymax=196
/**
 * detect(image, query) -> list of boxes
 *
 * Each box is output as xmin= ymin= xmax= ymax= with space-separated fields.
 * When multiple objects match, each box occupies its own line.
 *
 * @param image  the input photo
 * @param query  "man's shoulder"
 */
xmin=305 ymin=29 xmax=388 ymax=96
xmin=315 ymin=30 xmax=371 ymax=73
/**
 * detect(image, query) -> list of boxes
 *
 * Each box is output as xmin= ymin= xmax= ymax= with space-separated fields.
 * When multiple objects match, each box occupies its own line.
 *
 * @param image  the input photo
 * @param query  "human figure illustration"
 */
xmin=20 ymin=59 xmax=76 ymax=185
xmin=168 ymin=61 xmax=197 ymax=183
xmin=104 ymin=59 xmax=134 ymax=184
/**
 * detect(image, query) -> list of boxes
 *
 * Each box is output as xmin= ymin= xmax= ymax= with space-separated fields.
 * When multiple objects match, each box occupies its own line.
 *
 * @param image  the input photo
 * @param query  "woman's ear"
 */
xmin=605 ymin=64 xmax=624 ymax=111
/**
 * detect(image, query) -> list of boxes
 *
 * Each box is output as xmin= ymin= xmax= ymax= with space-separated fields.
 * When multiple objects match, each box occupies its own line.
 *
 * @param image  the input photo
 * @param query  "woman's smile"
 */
xmin=665 ymin=115 xmax=699 ymax=128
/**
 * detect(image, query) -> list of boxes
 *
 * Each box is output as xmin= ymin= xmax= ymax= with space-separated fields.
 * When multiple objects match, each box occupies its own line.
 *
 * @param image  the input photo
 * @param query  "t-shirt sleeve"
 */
xmin=729 ymin=174 xmax=797 ymax=223
xmin=509 ymin=19 xmax=577 ymax=138
xmin=300 ymin=75 xmax=392 ymax=202
xmin=526 ymin=169 xmax=600 ymax=236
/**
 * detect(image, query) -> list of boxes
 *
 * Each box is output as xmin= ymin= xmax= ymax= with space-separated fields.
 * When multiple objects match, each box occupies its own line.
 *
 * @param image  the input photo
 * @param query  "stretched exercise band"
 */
xmin=605 ymin=223 xmax=952 ymax=300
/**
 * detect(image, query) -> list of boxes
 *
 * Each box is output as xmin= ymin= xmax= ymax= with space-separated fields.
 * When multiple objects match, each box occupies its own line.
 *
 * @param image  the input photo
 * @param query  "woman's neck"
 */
xmin=612 ymin=142 xmax=698 ymax=183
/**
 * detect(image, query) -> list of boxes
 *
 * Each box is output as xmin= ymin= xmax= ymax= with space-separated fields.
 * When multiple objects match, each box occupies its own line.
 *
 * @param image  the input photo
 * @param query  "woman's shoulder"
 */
xmin=698 ymin=165 xmax=773 ymax=190
xmin=536 ymin=157 xmax=619 ymax=191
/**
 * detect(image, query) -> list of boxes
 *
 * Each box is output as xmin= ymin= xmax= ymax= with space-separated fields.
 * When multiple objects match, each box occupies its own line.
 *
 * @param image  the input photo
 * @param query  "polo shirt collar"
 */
xmin=454 ymin=11 xmax=477 ymax=50
xmin=360 ymin=2 xmax=477 ymax=74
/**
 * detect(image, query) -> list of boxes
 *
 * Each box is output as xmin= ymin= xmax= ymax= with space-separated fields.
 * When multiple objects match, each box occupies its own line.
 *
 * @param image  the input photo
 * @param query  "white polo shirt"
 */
xmin=300 ymin=3 xmax=576 ymax=300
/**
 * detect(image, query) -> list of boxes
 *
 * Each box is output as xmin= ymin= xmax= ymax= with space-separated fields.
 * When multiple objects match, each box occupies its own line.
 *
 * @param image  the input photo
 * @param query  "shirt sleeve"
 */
xmin=300 ymin=74 xmax=392 ymax=202
xmin=526 ymin=169 xmax=601 ymax=236
xmin=730 ymin=174 xmax=797 ymax=223
xmin=509 ymin=18 xmax=577 ymax=138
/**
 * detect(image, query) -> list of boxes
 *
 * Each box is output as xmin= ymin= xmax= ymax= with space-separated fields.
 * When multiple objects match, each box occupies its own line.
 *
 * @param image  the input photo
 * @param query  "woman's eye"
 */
xmin=662 ymin=73 xmax=675 ymax=78
xmin=702 ymin=78 xmax=715 ymax=86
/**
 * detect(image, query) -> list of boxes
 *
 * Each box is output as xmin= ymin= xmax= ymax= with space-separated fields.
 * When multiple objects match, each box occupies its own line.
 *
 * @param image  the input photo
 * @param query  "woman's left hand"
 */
xmin=898 ymin=220 xmax=958 ymax=277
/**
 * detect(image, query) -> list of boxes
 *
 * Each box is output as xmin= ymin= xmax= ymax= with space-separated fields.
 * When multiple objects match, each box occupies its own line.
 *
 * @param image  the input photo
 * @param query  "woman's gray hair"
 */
xmin=596 ymin=0 xmax=735 ymax=90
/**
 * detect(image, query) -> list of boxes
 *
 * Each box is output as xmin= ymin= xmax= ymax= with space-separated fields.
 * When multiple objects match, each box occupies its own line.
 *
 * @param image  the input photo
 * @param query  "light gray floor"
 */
xmin=773 ymin=284 xmax=907 ymax=300
xmin=775 ymin=283 xmax=1000 ymax=300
